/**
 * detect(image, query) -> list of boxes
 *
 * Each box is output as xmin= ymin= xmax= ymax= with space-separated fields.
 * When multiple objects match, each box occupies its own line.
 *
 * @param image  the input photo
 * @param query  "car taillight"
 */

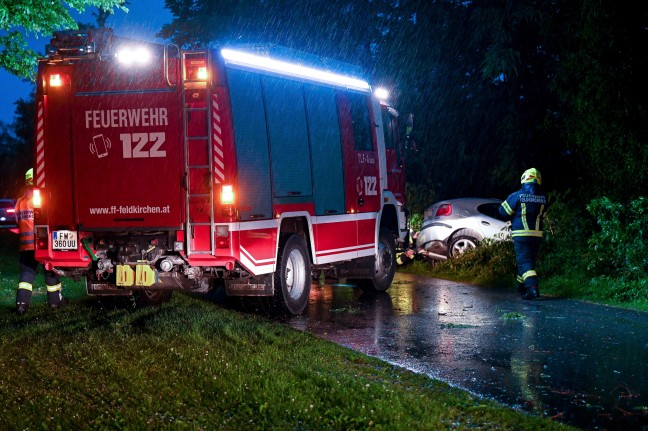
xmin=435 ymin=203 xmax=452 ymax=217
xmin=7 ymin=208 xmax=15 ymax=214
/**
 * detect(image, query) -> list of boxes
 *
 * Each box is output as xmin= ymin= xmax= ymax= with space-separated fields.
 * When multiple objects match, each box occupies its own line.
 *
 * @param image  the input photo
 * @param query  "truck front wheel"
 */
xmin=274 ymin=234 xmax=311 ymax=315
xmin=359 ymin=229 xmax=396 ymax=292
xmin=373 ymin=229 xmax=397 ymax=291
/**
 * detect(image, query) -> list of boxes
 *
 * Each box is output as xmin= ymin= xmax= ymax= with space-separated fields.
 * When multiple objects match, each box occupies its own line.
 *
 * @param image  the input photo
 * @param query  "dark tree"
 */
xmin=0 ymin=95 xmax=35 ymax=198
xmin=157 ymin=0 xmax=647 ymax=211
xmin=0 ymin=0 xmax=127 ymax=78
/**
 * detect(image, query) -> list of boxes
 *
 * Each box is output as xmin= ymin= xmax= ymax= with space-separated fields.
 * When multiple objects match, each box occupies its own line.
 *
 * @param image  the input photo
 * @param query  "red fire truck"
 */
xmin=33 ymin=29 xmax=408 ymax=314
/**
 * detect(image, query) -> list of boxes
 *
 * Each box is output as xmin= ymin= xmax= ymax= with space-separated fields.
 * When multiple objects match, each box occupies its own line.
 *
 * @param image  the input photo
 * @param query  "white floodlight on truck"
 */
xmin=374 ymin=87 xmax=390 ymax=101
xmin=116 ymin=46 xmax=151 ymax=65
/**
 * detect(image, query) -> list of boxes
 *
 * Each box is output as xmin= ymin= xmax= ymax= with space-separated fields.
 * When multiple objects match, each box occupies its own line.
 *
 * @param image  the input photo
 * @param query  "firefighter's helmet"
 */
xmin=521 ymin=168 xmax=541 ymax=185
xmin=25 ymin=168 xmax=33 ymax=186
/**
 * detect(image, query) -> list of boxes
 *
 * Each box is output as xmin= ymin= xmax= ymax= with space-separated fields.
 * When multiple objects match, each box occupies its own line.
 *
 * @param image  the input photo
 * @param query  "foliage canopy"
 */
xmin=159 ymin=0 xmax=646 ymax=212
xmin=0 ymin=0 xmax=126 ymax=78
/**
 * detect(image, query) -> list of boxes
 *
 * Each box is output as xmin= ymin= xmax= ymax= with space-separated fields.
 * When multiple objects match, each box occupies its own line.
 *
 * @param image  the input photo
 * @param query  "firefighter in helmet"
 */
xmin=498 ymin=168 xmax=547 ymax=300
xmin=15 ymin=168 xmax=68 ymax=314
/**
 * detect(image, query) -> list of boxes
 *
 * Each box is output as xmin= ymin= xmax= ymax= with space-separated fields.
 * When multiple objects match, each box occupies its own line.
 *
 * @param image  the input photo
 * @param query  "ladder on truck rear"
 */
xmin=182 ymin=51 xmax=214 ymax=256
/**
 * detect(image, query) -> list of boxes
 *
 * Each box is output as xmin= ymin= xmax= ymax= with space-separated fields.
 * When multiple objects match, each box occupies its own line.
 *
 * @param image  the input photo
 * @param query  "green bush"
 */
xmin=586 ymin=196 xmax=648 ymax=279
xmin=405 ymin=182 xmax=437 ymax=215
xmin=429 ymin=239 xmax=516 ymax=287
xmin=409 ymin=213 xmax=423 ymax=232
xmin=538 ymin=191 xmax=592 ymax=279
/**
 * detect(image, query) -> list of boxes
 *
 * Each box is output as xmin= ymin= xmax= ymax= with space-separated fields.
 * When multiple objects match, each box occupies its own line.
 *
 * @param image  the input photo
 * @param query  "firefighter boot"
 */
xmin=15 ymin=283 xmax=32 ymax=315
xmin=516 ymin=276 xmax=525 ymax=296
xmin=522 ymin=286 xmax=539 ymax=300
xmin=47 ymin=290 xmax=69 ymax=309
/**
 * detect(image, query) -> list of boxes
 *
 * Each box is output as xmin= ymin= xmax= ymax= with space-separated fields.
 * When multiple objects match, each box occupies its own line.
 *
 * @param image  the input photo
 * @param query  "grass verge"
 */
xmin=0 ymin=230 xmax=574 ymax=430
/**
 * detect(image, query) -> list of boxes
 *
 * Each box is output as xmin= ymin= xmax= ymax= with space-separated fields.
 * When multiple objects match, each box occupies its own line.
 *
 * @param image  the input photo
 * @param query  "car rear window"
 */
xmin=0 ymin=201 xmax=15 ymax=209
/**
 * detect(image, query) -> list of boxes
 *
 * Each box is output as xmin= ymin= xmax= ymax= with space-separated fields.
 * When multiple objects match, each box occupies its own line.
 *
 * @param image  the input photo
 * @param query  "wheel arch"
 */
xmin=277 ymin=214 xmax=313 ymax=262
xmin=448 ymin=228 xmax=483 ymax=244
xmin=379 ymin=203 xmax=399 ymax=238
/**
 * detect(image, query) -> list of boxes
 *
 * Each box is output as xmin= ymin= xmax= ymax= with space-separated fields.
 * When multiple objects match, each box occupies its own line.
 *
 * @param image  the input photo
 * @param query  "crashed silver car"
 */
xmin=416 ymin=198 xmax=510 ymax=260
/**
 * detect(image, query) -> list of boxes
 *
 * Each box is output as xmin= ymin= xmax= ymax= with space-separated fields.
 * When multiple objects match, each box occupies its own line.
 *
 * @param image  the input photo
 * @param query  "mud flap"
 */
xmin=225 ymin=273 xmax=274 ymax=296
xmin=86 ymin=280 xmax=132 ymax=296
xmin=336 ymin=256 xmax=375 ymax=279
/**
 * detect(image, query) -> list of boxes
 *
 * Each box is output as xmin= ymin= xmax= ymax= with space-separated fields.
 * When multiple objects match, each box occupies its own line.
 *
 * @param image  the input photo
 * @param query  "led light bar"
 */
xmin=220 ymin=48 xmax=370 ymax=93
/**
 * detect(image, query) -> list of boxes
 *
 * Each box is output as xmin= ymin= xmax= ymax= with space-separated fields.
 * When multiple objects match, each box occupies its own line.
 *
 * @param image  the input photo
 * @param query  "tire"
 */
xmin=359 ymin=228 xmax=396 ymax=292
xmin=135 ymin=290 xmax=173 ymax=307
xmin=273 ymin=234 xmax=311 ymax=315
xmin=447 ymin=235 xmax=478 ymax=258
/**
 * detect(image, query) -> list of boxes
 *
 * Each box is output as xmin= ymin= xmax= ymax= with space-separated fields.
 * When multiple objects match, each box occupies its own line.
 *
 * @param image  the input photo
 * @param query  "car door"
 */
xmin=475 ymin=202 xmax=510 ymax=240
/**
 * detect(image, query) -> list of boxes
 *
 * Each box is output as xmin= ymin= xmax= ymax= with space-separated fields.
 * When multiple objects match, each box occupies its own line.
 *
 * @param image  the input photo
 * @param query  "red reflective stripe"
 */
xmin=212 ymin=93 xmax=225 ymax=184
xmin=36 ymin=100 xmax=46 ymax=188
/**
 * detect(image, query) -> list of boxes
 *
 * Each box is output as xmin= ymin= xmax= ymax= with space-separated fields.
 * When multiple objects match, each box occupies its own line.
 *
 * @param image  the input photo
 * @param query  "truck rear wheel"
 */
xmin=359 ymin=228 xmax=396 ymax=292
xmin=136 ymin=290 xmax=173 ymax=307
xmin=273 ymin=234 xmax=311 ymax=315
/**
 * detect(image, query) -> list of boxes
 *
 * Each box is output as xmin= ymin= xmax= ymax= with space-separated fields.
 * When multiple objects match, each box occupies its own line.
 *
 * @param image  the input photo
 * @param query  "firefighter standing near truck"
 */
xmin=498 ymin=168 xmax=547 ymax=300
xmin=15 ymin=169 xmax=68 ymax=314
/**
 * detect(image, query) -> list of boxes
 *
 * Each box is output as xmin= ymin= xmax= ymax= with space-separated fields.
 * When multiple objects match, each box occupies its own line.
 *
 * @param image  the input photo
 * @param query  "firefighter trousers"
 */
xmin=513 ymin=237 xmax=542 ymax=288
xmin=18 ymin=250 xmax=62 ymax=306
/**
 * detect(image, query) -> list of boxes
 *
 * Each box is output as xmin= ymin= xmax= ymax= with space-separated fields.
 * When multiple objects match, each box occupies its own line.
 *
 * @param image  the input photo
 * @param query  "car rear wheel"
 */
xmin=448 ymin=235 xmax=478 ymax=258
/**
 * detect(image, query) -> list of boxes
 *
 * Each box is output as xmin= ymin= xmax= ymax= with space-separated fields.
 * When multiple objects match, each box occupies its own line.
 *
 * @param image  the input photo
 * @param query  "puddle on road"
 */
xmin=285 ymin=274 xmax=648 ymax=431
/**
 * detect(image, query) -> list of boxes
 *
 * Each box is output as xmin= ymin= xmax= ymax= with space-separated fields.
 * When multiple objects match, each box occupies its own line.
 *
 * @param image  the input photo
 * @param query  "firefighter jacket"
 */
xmin=396 ymin=249 xmax=415 ymax=266
xmin=16 ymin=190 xmax=35 ymax=252
xmin=499 ymin=183 xmax=547 ymax=238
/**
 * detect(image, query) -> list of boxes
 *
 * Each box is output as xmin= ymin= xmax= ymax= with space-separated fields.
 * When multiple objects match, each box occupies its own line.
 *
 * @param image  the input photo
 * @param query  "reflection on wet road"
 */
xmin=286 ymin=273 xmax=648 ymax=430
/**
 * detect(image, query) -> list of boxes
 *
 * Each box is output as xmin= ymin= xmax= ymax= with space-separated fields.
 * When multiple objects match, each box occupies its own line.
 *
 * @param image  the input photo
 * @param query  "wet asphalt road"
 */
xmin=285 ymin=273 xmax=648 ymax=431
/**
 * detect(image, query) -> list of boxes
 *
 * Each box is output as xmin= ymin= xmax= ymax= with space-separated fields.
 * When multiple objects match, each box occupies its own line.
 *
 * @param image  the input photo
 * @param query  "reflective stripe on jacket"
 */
xmin=16 ymin=192 xmax=35 ymax=251
xmin=499 ymin=183 xmax=547 ymax=238
xmin=396 ymin=250 xmax=414 ymax=266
